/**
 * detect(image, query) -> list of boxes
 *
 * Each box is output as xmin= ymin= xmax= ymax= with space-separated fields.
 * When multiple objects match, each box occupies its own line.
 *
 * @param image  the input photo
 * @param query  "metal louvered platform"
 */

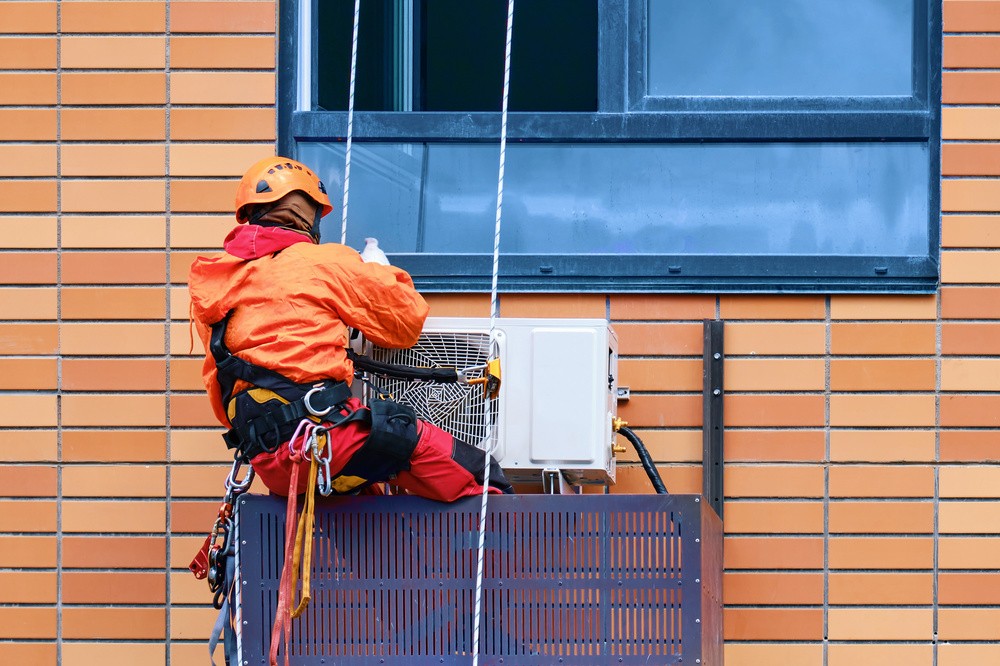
xmin=227 ymin=493 xmax=723 ymax=665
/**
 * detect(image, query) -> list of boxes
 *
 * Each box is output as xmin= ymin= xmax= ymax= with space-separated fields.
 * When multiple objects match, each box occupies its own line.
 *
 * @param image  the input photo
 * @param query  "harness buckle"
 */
xmin=303 ymin=386 xmax=334 ymax=417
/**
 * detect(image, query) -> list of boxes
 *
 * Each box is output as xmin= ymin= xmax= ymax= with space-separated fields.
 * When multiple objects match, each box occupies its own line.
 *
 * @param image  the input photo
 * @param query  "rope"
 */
xmin=340 ymin=0 xmax=362 ymax=244
xmin=471 ymin=1 xmax=515 ymax=663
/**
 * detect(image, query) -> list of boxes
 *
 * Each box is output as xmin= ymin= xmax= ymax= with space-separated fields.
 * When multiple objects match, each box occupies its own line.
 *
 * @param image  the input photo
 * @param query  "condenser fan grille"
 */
xmin=367 ymin=331 xmax=499 ymax=450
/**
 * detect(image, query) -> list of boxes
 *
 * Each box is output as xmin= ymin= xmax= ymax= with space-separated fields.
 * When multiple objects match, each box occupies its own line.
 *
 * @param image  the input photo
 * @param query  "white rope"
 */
xmin=340 ymin=0 xmax=362 ymax=244
xmin=471 ymin=1 xmax=515 ymax=663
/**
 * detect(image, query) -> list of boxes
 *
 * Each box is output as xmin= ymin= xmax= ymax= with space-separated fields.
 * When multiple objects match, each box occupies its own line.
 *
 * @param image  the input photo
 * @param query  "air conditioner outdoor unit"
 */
xmin=357 ymin=317 xmax=619 ymax=486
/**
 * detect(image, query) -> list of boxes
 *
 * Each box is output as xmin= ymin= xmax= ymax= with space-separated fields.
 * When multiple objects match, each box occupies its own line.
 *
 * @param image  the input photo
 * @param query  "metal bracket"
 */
xmin=616 ymin=386 xmax=630 ymax=402
xmin=702 ymin=320 xmax=724 ymax=519
xmin=541 ymin=468 xmax=581 ymax=495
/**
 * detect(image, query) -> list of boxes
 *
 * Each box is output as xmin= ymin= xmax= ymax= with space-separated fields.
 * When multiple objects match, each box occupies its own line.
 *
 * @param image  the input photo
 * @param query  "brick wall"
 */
xmin=0 ymin=1 xmax=997 ymax=664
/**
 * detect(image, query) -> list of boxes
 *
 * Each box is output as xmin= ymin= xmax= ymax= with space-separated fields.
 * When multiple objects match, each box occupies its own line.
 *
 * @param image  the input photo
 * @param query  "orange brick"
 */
xmin=0 ymin=536 xmax=55 ymax=568
xmin=171 ymin=464 xmax=241 ymax=498
xmin=0 ymin=323 xmax=57 ymax=354
xmin=62 ymin=500 xmax=165 ymax=533
xmin=170 ymin=35 xmax=275 ymax=68
xmin=829 ymin=501 xmax=934 ymax=533
xmin=63 ymin=180 xmax=166 ymax=214
xmin=940 ymin=537 xmax=1000 ymax=569
xmin=170 ymin=71 xmax=274 ymax=104
xmin=0 ymin=394 xmax=56 ymax=426
xmin=725 ymin=644 xmax=823 ymax=666
xmin=615 ymin=463 xmax=701 ymax=494
xmin=63 ymin=535 xmax=164 ymax=568
xmin=617 ymin=394 xmax=701 ymax=427
xmin=0 ymin=465 xmax=56 ymax=498
xmin=0 ymin=73 xmax=56 ymax=105
xmin=939 ymin=609 xmax=1000 ymax=641
xmin=0 ymin=216 xmax=57 ymax=249
xmin=170 ymin=251 xmax=202 ymax=283
xmin=169 ymin=143 xmax=274 ymax=177
xmin=170 ymin=394 xmax=219 ymax=427
xmin=828 ymin=644 xmax=932 ymax=666
xmin=609 ymin=294 xmax=715 ymax=321
xmin=942 ymin=395 xmax=1000 ymax=427
xmin=0 ymin=286 xmax=56 ymax=319
xmin=0 ymin=109 xmax=56 ymax=141
xmin=719 ymin=295 xmax=824 ymax=320
xmin=170 ymin=499 xmax=217 ymax=532
xmin=63 ymin=359 xmax=167 ymax=392
xmin=170 ymin=430 xmax=233 ymax=463
xmin=943 ymin=358 xmax=1000 ymax=391
xmin=0 ymin=359 xmax=57 ymax=390
xmin=830 ymin=394 xmax=935 ymax=427
xmin=830 ymin=430 xmax=936 ymax=463
xmin=495 ymin=293 xmax=606 ymax=319
xmin=945 ymin=1 xmax=1000 ymax=32
xmin=940 ymin=572 xmax=1000 ymax=605
xmin=942 ymin=146 xmax=1000 ymax=178
xmin=62 ymin=465 xmax=165 ymax=498
xmin=940 ymin=501 xmax=1000 ymax=534
xmin=831 ymin=322 xmax=935 ymax=355
xmin=63 ymin=430 xmax=167 ymax=463
xmin=61 ymin=323 xmax=165 ymax=356
xmin=62 ymin=216 xmax=166 ymax=249
xmin=62 ymin=252 xmax=166 ymax=284
xmin=62 ymin=109 xmax=165 ymax=141
xmin=0 ymin=37 xmax=56 ymax=69
xmin=829 ymin=465 xmax=934 ymax=498
xmin=62 ymin=36 xmax=165 ymax=69
xmin=170 ymin=179 xmax=236 ymax=213
xmin=726 ymin=395 xmax=825 ymax=427
xmin=942 ymin=286 xmax=1000 ymax=319
xmin=828 ymin=608 xmax=932 ymax=641
xmin=829 ymin=537 xmax=933 ymax=569
xmin=943 ymin=108 xmax=1000 ymax=140
xmin=170 ymin=285 xmax=194 ymax=318
xmin=170 ymin=107 xmax=275 ymax=141
xmin=941 ymin=430 xmax=1000 ymax=462
xmin=725 ymin=430 xmax=825 ymax=462
xmin=0 ymin=643 xmax=56 ymax=665
xmin=724 ymin=465 xmax=824 ymax=498
xmin=0 ymin=500 xmax=55 ymax=532
xmin=0 ymin=180 xmax=56 ymax=213
xmin=831 ymin=294 xmax=937 ymax=320
xmin=62 ymin=287 xmax=166 ymax=320
xmin=614 ymin=429 xmax=702 ymax=464
xmin=170 ymin=1 xmax=275 ymax=33
xmin=614 ymin=322 xmax=702 ymax=355
xmin=940 ymin=645 xmax=1000 ymax=666
xmin=943 ymin=322 xmax=1000 ymax=354
xmin=724 ymin=572 xmax=823 ymax=605
xmin=725 ymin=322 xmax=825 ymax=355
xmin=944 ymin=71 xmax=1000 ymax=104
xmin=62 ymin=607 xmax=164 ymax=640
xmin=618 ymin=358 xmax=700 ymax=391
xmin=829 ymin=572 xmax=933 ymax=604
xmin=724 ymin=608 xmax=823 ymax=641
xmin=831 ymin=359 xmax=935 ymax=391
xmin=170 ymin=322 xmax=206 ymax=355
xmin=64 ymin=644 xmax=165 ymax=664
xmin=171 ymin=642 xmax=225 ymax=666
xmin=0 ymin=144 xmax=56 ymax=177
xmin=724 ymin=501 xmax=823 ymax=533
xmin=169 ymin=358 xmax=207 ymax=391
xmin=63 ymin=572 xmax=165 ymax=605
xmin=0 ymin=3 xmax=57 ymax=33
xmin=61 ymin=1 xmax=166 ymax=32
xmin=944 ymin=179 xmax=1000 ymax=212
xmin=0 ymin=608 xmax=56 ymax=640
xmin=62 ymin=145 xmax=165 ymax=178
xmin=62 ymin=72 xmax=167 ymax=106
xmin=943 ymin=250 xmax=1000 ymax=283
xmin=171 ymin=570 xmax=211 ymax=603
xmin=0 ymin=572 xmax=56 ymax=604
xmin=0 ymin=431 xmax=57 ymax=464
xmin=725 ymin=358 xmax=824 ymax=391
xmin=171 ymin=605 xmax=221 ymax=640
xmin=62 ymin=395 xmax=166 ymax=427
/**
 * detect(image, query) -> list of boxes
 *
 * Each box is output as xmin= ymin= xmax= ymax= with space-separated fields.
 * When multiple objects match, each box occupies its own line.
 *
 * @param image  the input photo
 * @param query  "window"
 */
xmin=280 ymin=0 xmax=941 ymax=292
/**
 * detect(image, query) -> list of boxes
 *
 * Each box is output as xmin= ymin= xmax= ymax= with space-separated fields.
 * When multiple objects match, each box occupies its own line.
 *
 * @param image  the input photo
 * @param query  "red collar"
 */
xmin=222 ymin=224 xmax=314 ymax=260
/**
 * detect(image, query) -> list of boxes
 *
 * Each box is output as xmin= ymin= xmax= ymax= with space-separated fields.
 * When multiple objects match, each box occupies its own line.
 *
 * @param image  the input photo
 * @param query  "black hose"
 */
xmin=618 ymin=426 xmax=668 ymax=495
xmin=347 ymin=349 xmax=460 ymax=383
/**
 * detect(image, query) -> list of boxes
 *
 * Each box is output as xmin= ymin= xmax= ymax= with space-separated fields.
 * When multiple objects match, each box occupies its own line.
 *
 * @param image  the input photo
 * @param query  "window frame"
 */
xmin=278 ymin=0 xmax=942 ymax=294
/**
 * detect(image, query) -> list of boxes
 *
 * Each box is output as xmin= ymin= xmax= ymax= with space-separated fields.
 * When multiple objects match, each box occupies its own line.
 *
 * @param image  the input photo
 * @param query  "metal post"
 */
xmin=702 ymin=320 xmax=724 ymax=519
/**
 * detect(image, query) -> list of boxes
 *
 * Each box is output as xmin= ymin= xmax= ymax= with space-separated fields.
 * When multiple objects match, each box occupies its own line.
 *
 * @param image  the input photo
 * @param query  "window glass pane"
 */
xmin=316 ymin=0 xmax=597 ymax=112
xmin=648 ymin=0 xmax=913 ymax=97
xmin=302 ymin=141 xmax=928 ymax=257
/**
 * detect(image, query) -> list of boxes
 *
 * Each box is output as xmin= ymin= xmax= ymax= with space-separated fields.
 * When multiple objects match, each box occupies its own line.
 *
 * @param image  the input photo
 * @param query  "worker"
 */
xmin=188 ymin=156 xmax=513 ymax=500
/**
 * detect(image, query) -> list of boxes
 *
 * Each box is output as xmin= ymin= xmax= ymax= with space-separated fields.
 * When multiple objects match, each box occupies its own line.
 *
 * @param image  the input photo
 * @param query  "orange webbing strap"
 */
xmin=269 ymin=450 xmax=303 ymax=666
xmin=290 ymin=433 xmax=324 ymax=619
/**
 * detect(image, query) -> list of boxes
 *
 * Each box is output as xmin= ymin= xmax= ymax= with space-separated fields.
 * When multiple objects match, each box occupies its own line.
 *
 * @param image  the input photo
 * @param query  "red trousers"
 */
xmin=250 ymin=398 xmax=511 ymax=500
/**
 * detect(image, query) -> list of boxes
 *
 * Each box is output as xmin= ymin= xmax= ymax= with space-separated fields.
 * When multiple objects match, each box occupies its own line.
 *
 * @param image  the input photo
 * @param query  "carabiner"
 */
xmin=287 ymin=418 xmax=314 ymax=460
xmin=304 ymin=386 xmax=333 ymax=417
xmin=224 ymin=458 xmax=254 ymax=495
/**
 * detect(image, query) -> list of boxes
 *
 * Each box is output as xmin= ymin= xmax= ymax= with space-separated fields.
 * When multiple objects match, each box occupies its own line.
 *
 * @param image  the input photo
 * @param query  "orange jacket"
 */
xmin=188 ymin=225 xmax=429 ymax=427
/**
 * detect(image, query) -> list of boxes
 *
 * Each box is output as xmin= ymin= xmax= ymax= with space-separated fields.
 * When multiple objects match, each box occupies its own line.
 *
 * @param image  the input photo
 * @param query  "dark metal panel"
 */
xmin=232 ymin=493 xmax=721 ymax=665
xmin=277 ymin=0 xmax=299 ymax=157
xmin=702 ymin=320 xmax=724 ymax=520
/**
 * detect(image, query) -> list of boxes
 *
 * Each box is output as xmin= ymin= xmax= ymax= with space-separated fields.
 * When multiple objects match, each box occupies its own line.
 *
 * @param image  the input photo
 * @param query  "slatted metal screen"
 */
xmin=228 ymin=493 xmax=722 ymax=665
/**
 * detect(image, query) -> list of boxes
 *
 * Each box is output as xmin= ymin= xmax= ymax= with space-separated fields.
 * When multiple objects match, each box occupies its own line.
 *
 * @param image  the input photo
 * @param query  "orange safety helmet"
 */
xmin=234 ymin=156 xmax=334 ymax=222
